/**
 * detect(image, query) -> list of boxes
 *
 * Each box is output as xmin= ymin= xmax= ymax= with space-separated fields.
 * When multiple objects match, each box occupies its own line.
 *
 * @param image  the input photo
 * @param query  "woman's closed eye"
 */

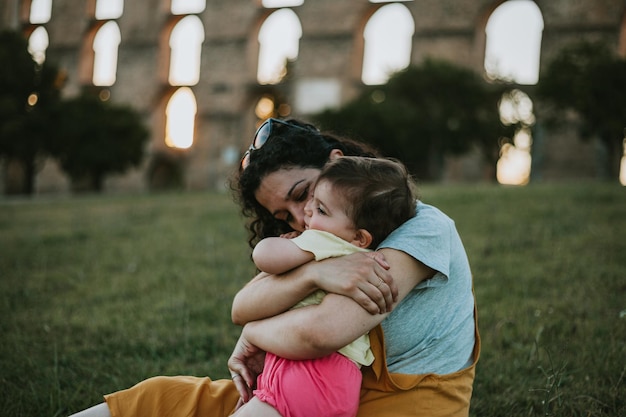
xmin=277 ymin=186 xmax=310 ymax=224
xmin=295 ymin=185 xmax=310 ymax=202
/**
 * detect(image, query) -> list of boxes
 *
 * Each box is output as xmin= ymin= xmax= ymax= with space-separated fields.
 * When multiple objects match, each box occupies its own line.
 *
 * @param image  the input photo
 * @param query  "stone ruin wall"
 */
xmin=1 ymin=0 xmax=624 ymax=193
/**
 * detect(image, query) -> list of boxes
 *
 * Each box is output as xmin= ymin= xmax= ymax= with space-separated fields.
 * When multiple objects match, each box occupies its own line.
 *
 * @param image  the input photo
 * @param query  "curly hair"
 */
xmin=231 ymin=119 xmax=380 ymax=248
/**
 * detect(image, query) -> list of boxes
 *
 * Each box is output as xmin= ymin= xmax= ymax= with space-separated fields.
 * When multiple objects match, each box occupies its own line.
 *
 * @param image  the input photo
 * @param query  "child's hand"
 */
xmin=280 ymin=231 xmax=301 ymax=239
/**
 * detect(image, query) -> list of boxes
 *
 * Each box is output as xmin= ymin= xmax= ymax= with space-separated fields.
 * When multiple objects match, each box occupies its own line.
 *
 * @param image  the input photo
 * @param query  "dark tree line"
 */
xmin=3 ymin=27 xmax=624 ymax=194
xmin=314 ymin=60 xmax=514 ymax=182
xmin=0 ymin=30 xmax=148 ymax=195
xmin=314 ymin=43 xmax=626 ymax=183
xmin=536 ymin=41 xmax=626 ymax=180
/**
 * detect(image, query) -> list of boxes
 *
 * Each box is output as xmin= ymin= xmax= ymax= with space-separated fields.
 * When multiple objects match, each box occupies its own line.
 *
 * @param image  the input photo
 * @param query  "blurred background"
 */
xmin=1 ymin=3 xmax=625 ymax=416
xmin=1 ymin=0 xmax=625 ymax=195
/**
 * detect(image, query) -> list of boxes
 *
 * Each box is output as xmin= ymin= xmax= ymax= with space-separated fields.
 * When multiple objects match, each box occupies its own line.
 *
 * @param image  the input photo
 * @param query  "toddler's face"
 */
xmin=304 ymin=180 xmax=359 ymax=245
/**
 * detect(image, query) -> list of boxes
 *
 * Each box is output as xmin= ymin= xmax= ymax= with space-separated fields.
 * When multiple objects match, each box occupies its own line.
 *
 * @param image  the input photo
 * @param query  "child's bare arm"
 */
xmin=252 ymin=237 xmax=314 ymax=275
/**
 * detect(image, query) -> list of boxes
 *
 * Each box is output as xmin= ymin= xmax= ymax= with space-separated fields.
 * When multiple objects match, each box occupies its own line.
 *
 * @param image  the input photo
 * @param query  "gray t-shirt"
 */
xmin=378 ymin=202 xmax=476 ymax=375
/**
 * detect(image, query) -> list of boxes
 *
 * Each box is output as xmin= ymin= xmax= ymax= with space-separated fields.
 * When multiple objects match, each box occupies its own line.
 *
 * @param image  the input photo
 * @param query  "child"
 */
xmin=230 ymin=156 xmax=417 ymax=417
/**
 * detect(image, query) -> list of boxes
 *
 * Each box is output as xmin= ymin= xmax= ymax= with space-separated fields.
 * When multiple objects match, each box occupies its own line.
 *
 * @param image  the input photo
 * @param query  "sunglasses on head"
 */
xmin=240 ymin=118 xmax=318 ymax=171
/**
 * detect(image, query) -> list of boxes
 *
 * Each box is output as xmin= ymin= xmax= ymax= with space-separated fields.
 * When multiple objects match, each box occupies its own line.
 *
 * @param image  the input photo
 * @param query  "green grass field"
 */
xmin=1 ymin=184 xmax=624 ymax=416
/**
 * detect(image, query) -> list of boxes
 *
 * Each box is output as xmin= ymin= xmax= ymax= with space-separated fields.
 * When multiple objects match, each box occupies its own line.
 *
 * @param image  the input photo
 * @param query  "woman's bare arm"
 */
xmin=231 ymin=268 xmax=317 ymax=326
xmin=231 ymin=251 xmax=397 ymax=325
xmin=231 ymin=249 xmax=434 ymax=361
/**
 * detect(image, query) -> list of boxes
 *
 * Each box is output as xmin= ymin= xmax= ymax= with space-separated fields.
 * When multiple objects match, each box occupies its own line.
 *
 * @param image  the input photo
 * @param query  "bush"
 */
xmin=49 ymin=93 xmax=150 ymax=192
xmin=314 ymin=60 xmax=512 ymax=181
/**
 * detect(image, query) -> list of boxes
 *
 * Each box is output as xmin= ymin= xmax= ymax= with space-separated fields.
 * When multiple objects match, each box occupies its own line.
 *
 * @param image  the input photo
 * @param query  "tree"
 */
xmin=314 ymin=60 xmax=511 ymax=181
xmin=49 ymin=94 xmax=150 ymax=192
xmin=537 ymin=41 xmax=626 ymax=181
xmin=0 ymin=30 xmax=62 ymax=195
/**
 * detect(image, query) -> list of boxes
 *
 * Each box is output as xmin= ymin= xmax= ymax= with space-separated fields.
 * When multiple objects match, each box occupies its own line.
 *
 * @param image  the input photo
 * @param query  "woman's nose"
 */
xmin=290 ymin=198 xmax=313 ymax=232
xmin=303 ymin=198 xmax=313 ymax=216
xmin=289 ymin=201 xmax=309 ymax=232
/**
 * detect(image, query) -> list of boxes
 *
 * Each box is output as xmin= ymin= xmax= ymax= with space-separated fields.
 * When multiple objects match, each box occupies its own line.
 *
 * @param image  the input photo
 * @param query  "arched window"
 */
xmin=169 ymin=15 xmax=205 ymax=86
xmin=362 ymin=3 xmax=414 ymax=85
xmin=165 ymin=87 xmax=197 ymax=149
xmin=95 ymin=0 xmax=124 ymax=20
xmin=29 ymin=0 xmax=52 ymax=24
xmin=28 ymin=26 xmax=49 ymax=65
xmin=257 ymin=9 xmax=302 ymax=84
xmin=171 ymin=0 xmax=206 ymax=15
xmin=484 ymin=0 xmax=544 ymax=85
xmin=93 ymin=21 xmax=121 ymax=86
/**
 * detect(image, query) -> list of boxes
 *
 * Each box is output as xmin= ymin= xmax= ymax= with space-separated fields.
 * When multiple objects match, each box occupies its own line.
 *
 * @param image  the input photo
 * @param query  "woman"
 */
xmin=233 ymin=156 xmax=418 ymax=417
xmin=71 ymin=118 xmax=479 ymax=417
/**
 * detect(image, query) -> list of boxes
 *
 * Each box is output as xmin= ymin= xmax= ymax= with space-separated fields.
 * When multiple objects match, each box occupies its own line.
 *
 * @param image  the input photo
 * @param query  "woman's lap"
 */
xmin=104 ymin=375 xmax=240 ymax=417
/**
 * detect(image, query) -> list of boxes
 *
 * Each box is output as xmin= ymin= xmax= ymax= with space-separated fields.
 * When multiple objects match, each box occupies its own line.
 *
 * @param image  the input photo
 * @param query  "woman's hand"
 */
xmin=231 ymin=250 xmax=396 ymax=325
xmin=227 ymin=332 xmax=266 ymax=404
xmin=312 ymin=252 xmax=397 ymax=314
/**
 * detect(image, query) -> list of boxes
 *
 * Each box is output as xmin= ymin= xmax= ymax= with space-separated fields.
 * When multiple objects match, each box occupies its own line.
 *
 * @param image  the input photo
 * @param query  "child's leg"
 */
xmin=230 ymin=397 xmax=283 ymax=417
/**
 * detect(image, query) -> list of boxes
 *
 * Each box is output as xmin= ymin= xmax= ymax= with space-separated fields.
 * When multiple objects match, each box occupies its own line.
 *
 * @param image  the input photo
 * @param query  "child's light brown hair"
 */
xmin=317 ymin=156 xmax=417 ymax=248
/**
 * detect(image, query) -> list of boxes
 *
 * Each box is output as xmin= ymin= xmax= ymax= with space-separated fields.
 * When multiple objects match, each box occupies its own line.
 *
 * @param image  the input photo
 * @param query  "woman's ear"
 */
xmin=352 ymin=229 xmax=373 ymax=249
xmin=328 ymin=149 xmax=344 ymax=160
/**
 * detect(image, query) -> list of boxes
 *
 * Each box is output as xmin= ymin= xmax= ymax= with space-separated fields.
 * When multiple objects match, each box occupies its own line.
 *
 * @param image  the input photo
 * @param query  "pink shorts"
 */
xmin=254 ymin=352 xmax=362 ymax=417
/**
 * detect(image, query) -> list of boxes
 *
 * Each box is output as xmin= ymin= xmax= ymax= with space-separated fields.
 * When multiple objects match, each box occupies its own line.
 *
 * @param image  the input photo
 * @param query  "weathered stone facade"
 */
xmin=1 ymin=0 xmax=625 ymax=193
